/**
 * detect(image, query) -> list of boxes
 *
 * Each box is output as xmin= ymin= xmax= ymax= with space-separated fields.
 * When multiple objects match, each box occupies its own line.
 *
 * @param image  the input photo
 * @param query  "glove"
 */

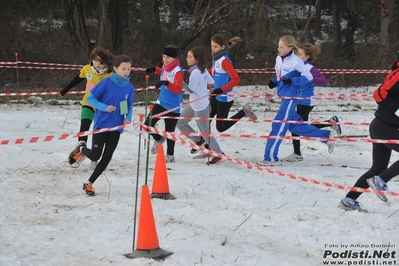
xmin=145 ymin=67 xmax=156 ymax=74
xmin=155 ymin=80 xmax=169 ymax=89
xmin=211 ymin=88 xmax=223 ymax=95
xmin=282 ymin=78 xmax=292 ymax=85
xmin=60 ymin=88 xmax=68 ymax=96
xmin=267 ymin=80 xmax=276 ymax=89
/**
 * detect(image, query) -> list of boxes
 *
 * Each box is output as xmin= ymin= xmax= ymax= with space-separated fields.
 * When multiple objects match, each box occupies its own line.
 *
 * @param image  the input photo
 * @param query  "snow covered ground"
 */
xmin=0 ymin=85 xmax=398 ymax=266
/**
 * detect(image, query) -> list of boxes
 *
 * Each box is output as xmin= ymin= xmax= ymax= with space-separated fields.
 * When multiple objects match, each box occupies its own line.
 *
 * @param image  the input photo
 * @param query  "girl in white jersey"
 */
xmin=176 ymin=47 xmax=225 ymax=165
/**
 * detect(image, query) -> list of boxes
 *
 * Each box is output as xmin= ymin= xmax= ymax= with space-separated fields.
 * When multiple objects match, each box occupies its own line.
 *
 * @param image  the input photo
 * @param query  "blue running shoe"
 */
xmin=330 ymin=116 xmax=342 ymax=136
xmin=338 ymin=197 xmax=368 ymax=213
xmin=366 ymin=176 xmax=388 ymax=202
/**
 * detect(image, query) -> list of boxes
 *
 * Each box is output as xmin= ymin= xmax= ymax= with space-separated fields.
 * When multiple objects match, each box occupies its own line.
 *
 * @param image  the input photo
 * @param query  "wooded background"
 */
xmin=1 ymin=0 xmax=398 ymax=89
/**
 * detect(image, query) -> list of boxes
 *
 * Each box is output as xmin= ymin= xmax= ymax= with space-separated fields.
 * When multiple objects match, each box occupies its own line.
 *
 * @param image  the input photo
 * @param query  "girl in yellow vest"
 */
xmin=60 ymin=46 xmax=114 ymax=168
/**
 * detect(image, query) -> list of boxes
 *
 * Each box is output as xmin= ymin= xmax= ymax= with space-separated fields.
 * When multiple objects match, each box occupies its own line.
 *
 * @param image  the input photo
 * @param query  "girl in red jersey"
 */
xmin=209 ymin=34 xmax=257 ymax=134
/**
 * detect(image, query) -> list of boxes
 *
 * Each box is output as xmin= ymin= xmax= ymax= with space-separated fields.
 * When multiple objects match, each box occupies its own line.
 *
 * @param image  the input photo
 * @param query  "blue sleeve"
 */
xmin=292 ymin=76 xmax=312 ymax=86
xmin=87 ymin=92 xmax=109 ymax=112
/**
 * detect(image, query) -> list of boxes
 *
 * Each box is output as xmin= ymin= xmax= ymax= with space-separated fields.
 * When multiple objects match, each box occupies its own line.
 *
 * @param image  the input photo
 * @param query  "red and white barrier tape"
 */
xmin=0 ymin=60 xmax=392 ymax=74
xmin=0 ymin=117 xmax=396 ymax=197
xmin=0 ymin=89 xmax=376 ymax=103
xmin=0 ymin=122 xmax=140 ymax=146
xmin=151 ymin=116 xmax=368 ymax=127
xmin=142 ymin=125 xmax=398 ymax=197
xmin=0 ymin=87 xmax=155 ymax=97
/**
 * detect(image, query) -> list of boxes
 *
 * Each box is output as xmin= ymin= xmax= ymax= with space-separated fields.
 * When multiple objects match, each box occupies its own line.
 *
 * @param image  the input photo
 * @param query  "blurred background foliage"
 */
xmin=0 ymin=0 xmax=398 ymax=90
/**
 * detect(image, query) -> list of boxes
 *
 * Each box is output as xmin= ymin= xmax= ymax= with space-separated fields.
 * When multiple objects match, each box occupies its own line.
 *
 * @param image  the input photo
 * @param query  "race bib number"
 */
xmin=120 ymin=100 xmax=128 ymax=115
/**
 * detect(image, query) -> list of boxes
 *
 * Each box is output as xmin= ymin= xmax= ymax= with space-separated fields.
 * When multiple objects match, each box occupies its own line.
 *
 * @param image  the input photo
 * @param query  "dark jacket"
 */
xmin=373 ymin=68 xmax=399 ymax=126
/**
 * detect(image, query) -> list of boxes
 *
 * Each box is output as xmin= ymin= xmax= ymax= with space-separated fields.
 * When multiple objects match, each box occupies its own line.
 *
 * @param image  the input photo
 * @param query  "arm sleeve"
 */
xmin=87 ymin=92 xmax=109 ymax=112
xmin=373 ymin=70 xmax=399 ymax=103
xmin=60 ymin=75 xmax=85 ymax=96
xmin=310 ymin=67 xmax=327 ymax=86
xmin=166 ymin=71 xmax=184 ymax=94
xmin=155 ymin=66 xmax=162 ymax=75
xmin=206 ymin=70 xmax=214 ymax=85
xmin=183 ymin=81 xmax=194 ymax=93
xmin=186 ymin=70 xmax=201 ymax=94
xmin=220 ymin=60 xmax=240 ymax=91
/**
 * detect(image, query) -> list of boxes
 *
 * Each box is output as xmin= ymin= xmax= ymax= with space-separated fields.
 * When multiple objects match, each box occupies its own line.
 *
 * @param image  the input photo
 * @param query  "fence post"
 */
xmin=15 ymin=52 xmax=19 ymax=85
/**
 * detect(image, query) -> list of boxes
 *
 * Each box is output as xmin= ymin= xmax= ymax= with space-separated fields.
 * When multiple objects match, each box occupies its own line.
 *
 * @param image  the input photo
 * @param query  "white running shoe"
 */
xmin=327 ymin=131 xmax=334 ymax=154
xmin=329 ymin=116 xmax=342 ymax=136
xmin=242 ymin=103 xmax=257 ymax=120
xmin=165 ymin=154 xmax=175 ymax=163
xmin=256 ymin=160 xmax=282 ymax=166
xmin=151 ymin=137 xmax=166 ymax=154
xmin=281 ymin=153 xmax=303 ymax=162
xmin=193 ymin=152 xmax=212 ymax=159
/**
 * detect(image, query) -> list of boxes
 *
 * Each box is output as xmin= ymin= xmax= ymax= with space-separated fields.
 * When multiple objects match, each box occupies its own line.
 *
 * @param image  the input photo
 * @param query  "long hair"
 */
xmin=189 ymin=47 xmax=206 ymax=73
xmin=89 ymin=46 xmax=114 ymax=73
xmin=298 ymin=43 xmax=322 ymax=62
xmin=211 ymin=34 xmax=242 ymax=49
xmin=279 ymin=35 xmax=299 ymax=54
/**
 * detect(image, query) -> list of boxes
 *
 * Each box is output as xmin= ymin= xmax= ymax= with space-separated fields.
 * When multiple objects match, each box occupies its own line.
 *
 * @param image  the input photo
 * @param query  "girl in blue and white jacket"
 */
xmin=144 ymin=45 xmax=184 ymax=163
xmin=258 ymin=36 xmax=333 ymax=165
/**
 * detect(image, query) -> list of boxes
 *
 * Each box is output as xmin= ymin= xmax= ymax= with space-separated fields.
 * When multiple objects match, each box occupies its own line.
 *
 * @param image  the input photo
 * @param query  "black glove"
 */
xmin=268 ymin=80 xmax=276 ymax=89
xmin=282 ymin=78 xmax=292 ymax=85
xmin=146 ymin=67 xmax=156 ymax=74
xmin=211 ymin=88 xmax=223 ymax=95
xmin=155 ymin=80 xmax=169 ymax=89
xmin=60 ymin=88 xmax=68 ymax=96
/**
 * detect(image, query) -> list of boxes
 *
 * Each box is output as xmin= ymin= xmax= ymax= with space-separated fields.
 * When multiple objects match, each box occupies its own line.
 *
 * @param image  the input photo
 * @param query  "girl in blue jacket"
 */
xmin=70 ymin=54 xmax=135 ymax=196
xmin=258 ymin=36 xmax=334 ymax=166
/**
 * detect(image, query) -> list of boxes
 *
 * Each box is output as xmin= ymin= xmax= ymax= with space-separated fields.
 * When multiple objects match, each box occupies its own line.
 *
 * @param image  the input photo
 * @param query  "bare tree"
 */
xmin=180 ymin=0 xmax=240 ymax=49
xmin=64 ymin=0 xmax=108 ymax=54
xmin=380 ymin=0 xmax=398 ymax=66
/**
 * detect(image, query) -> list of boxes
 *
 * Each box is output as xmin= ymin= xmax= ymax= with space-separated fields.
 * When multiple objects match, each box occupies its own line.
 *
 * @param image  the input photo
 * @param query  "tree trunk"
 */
xmin=332 ymin=1 xmax=341 ymax=55
xmin=315 ymin=0 xmax=322 ymax=38
xmin=380 ymin=0 xmax=397 ymax=67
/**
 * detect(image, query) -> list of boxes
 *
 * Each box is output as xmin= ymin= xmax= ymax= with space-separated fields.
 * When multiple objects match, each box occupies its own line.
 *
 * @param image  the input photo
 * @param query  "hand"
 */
xmin=267 ymin=80 xmax=276 ymax=89
xmin=145 ymin=67 xmax=156 ymax=74
xmin=60 ymin=88 xmax=68 ymax=96
xmin=107 ymin=105 xmax=116 ymax=112
xmin=123 ymin=119 xmax=131 ymax=125
xmin=211 ymin=88 xmax=223 ymax=95
xmin=155 ymin=80 xmax=169 ymax=89
xmin=282 ymin=78 xmax=292 ymax=85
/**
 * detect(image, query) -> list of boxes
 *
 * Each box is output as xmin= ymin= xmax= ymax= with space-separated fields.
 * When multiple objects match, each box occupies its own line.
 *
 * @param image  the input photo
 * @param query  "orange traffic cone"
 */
xmin=125 ymin=185 xmax=173 ymax=259
xmin=151 ymin=144 xmax=176 ymax=200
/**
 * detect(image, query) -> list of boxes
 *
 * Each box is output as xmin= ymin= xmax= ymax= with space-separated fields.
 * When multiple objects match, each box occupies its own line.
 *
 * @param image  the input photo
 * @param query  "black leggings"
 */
xmin=292 ymin=104 xmax=331 ymax=155
xmin=78 ymin=106 xmax=94 ymax=142
xmin=81 ymin=131 xmax=120 ymax=184
xmin=144 ymin=104 xmax=179 ymax=155
xmin=209 ymin=97 xmax=245 ymax=132
xmin=346 ymin=118 xmax=399 ymax=200
xmin=79 ymin=119 xmax=92 ymax=142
